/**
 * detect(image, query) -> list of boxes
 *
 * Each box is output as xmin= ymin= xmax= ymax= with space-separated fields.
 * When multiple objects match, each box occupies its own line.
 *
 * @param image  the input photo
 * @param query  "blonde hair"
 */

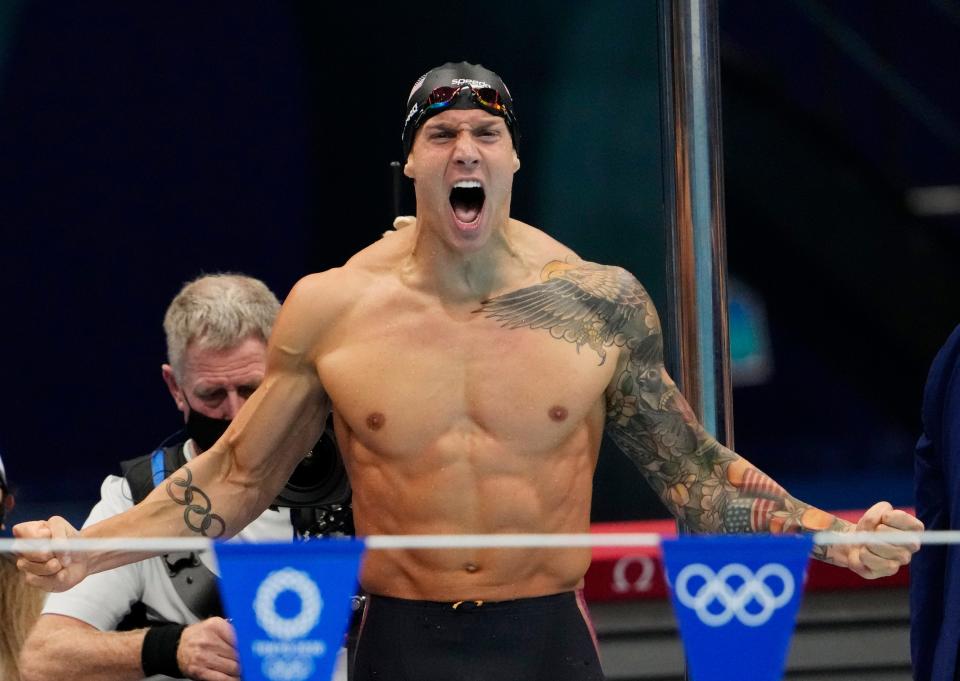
xmin=163 ymin=274 xmax=281 ymax=380
xmin=0 ymin=556 xmax=43 ymax=681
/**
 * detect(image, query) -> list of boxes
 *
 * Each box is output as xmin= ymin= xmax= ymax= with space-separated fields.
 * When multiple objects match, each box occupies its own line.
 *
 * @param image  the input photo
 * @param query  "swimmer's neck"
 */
xmin=405 ymin=214 xmax=532 ymax=302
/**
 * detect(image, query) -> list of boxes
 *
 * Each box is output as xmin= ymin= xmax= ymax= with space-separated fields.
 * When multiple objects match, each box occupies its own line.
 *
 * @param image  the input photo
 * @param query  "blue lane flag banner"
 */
xmin=661 ymin=534 xmax=813 ymax=681
xmin=214 ymin=539 xmax=365 ymax=681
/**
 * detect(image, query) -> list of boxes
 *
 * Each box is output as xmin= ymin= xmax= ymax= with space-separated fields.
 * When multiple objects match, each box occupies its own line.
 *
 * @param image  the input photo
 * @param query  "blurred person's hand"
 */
xmin=178 ymin=616 xmax=240 ymax=681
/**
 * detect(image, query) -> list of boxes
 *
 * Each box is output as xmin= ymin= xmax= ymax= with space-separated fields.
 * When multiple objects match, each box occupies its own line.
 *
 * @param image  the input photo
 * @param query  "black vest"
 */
xmin=115 ymin=436 xmax=357 ymax=629
xmin=118 ymin=442 xmax=224 ymax=627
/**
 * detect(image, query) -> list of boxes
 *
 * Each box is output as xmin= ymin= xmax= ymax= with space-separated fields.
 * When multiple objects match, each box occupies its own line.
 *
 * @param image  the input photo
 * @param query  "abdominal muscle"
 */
xmin=343 ymin=419 xmax=599 ymax=602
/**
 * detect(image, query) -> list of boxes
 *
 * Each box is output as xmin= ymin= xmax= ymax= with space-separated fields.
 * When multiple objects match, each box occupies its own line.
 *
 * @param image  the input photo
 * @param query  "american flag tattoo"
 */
xmin=722 ymin=496 xmax=779 ymax=532
xmin=751 ymin=498 xmax=778 ymax=532
xmin=737 ymin=467 xmax=786 ymax=500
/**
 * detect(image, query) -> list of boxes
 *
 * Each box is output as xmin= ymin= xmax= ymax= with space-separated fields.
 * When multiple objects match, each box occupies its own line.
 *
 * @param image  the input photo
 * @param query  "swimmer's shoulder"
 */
xmin=280 ymin=230 xmax=407 ymax=330
xmin=277 ymin=268 xmax=369 ymax=343
xmin=287 ymin=268 xmax=357 ymax=303
xmin=271 ymin=265 xmax=392 ymax=366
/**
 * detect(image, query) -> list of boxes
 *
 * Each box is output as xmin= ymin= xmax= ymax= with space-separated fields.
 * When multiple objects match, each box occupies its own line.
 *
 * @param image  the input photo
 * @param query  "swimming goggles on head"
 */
xmin=410 ymin=84 xmax=515 ymax=130
xmin=403 ymin=83 xmax=519 ymax=157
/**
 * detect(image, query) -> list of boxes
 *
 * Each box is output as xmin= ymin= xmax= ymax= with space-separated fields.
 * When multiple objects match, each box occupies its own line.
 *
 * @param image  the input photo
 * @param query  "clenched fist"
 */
xmin=13 ymin=516 xmax=90 ymax=592
xmin=842 ymin=501 xmax=924 ymax=579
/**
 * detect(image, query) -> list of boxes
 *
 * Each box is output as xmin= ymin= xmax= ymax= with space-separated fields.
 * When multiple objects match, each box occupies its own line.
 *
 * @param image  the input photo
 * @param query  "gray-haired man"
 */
xmin=21 ymin=274 xmax=350 ymax=681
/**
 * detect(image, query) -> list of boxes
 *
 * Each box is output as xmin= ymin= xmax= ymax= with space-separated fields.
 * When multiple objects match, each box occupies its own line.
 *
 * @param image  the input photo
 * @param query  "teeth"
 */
xmin=453 ymin=180 xmax=482 ymax=189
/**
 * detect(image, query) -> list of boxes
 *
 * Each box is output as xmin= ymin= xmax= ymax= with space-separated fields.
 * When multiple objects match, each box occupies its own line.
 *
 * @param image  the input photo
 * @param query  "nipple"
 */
xmin=366 ymin=412 xmax=385 ymax=431
xmin=549 ymin=406 xmax=568 ymax=422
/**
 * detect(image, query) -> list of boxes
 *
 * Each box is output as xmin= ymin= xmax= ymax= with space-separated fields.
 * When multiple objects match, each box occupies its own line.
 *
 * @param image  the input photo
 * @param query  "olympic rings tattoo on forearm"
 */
xmin=166 ymin=468 xmax=226 ymax=538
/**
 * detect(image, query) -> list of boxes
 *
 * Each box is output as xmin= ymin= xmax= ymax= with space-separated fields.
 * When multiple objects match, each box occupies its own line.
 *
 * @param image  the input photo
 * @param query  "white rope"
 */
xmin=0 ymin=537 xmax=212 ymax=553
xmin=1 ymin=530 xmax=958 ymax=554
xmin=813 ymin=530 xmax=960 ymax=545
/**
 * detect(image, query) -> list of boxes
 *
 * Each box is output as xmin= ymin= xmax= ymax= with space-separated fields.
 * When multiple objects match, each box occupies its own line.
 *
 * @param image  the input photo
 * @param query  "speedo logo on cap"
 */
xmin=451 ymin=78 xmax=491 ymax=88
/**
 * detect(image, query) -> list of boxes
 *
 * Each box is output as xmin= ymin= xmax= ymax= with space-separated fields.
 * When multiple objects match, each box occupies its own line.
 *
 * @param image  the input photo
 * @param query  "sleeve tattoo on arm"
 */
xmin=166 ymin=468 xmax=226 ymax=538
xmin=481 ymin=259 xmax=846 ymax=561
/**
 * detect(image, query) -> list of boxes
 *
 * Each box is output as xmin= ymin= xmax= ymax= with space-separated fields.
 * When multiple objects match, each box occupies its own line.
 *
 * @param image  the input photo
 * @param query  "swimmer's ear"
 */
xmin=512 ymin=150 xmax=520 ymax=172
xmin=404 ymin=154 xmax=415 ymax=179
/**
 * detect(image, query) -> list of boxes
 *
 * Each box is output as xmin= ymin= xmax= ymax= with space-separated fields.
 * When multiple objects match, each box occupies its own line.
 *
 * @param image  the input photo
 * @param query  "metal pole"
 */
xmin=659 ymin=0 xmax=734 ymax=449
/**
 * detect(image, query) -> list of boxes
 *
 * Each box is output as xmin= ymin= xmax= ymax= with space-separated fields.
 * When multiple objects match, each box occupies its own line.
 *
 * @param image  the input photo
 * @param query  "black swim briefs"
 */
xmin=353 ymin=590 xmax=605 ymax=681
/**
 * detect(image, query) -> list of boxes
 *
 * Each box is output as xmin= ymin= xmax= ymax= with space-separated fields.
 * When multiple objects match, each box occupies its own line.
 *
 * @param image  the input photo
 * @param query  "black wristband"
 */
xmin=141 ymin=623 xmax=186 ymax=679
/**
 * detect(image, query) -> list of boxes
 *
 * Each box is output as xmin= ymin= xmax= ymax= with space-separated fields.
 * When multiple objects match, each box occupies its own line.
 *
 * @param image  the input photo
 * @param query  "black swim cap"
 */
xmin=402 ymin=61 xmax=519 ymax=158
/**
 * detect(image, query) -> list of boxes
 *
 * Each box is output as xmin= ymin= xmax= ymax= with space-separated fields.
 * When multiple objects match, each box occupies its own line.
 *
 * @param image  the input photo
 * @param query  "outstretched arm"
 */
xmin=479 ymin=257 xmax=921 ymax=577
xmin=600 ymin=265 xmax=921 ymax=576
xmin=16 ymin=273 xmax=338 ymax=590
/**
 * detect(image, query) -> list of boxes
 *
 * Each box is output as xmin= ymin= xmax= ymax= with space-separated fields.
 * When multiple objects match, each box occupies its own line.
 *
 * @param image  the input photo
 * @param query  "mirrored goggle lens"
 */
xmin=473 ymin=88 xmax=505 ymax=112
xmin=423 ymin=86 xmax=507 ymax=116
xmin=425 ymin=87 xmax=460 ymax=108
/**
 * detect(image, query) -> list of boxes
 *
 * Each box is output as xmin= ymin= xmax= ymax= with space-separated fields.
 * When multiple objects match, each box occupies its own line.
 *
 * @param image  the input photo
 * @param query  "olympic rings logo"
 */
xmin=166 ymin=468 xmax=226 ymax=538
xmin=253 ymin=568 xmax=323 ymax=640
xmin=673 ymin=562 xmax=794 ymax=627
xmin=263 ymin=658 xmax=313 ymax=681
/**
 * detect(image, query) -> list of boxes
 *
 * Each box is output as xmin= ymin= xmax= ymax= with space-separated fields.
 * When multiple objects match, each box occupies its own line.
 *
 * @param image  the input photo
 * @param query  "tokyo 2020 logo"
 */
xmin=253 ymin=567 xmax=323 ymax=640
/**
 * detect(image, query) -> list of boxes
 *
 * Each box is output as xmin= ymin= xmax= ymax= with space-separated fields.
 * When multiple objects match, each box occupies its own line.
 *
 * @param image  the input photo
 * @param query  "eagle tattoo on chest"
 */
xmin=477 ymin=259 xmax=659 ymax=366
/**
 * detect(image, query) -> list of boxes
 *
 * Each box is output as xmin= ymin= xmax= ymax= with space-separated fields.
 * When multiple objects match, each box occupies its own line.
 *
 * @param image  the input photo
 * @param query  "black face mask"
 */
xmin=184 ymin=400 xmax=231 ymax=452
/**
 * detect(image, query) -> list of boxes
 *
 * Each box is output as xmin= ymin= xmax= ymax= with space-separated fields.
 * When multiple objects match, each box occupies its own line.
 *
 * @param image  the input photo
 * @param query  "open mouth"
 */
xmin=449 ymin=181 xmax=485 ymax=227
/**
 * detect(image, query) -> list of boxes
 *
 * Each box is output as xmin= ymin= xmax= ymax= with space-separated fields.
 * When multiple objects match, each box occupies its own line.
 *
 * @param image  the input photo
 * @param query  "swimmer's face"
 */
xmin=404 ymin=108 xmax=520 ymax=252
xmin=161 ymin=335 xmax=267 ymax=421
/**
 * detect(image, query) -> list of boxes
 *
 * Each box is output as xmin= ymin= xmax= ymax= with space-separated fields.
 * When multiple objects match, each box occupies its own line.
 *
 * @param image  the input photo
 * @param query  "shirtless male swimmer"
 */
xmin=16 ymin=62 xmax=923 ymax=681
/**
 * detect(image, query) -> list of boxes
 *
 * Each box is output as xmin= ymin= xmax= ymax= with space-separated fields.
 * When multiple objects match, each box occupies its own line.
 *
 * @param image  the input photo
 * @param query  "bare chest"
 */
xmin=318 ymin=304 xmax=617 ymax=456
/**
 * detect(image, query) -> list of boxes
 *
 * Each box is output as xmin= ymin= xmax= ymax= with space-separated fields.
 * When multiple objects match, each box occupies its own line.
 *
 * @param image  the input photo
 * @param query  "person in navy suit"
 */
xmin=912 ymin=323 xmax=960 ymax=681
